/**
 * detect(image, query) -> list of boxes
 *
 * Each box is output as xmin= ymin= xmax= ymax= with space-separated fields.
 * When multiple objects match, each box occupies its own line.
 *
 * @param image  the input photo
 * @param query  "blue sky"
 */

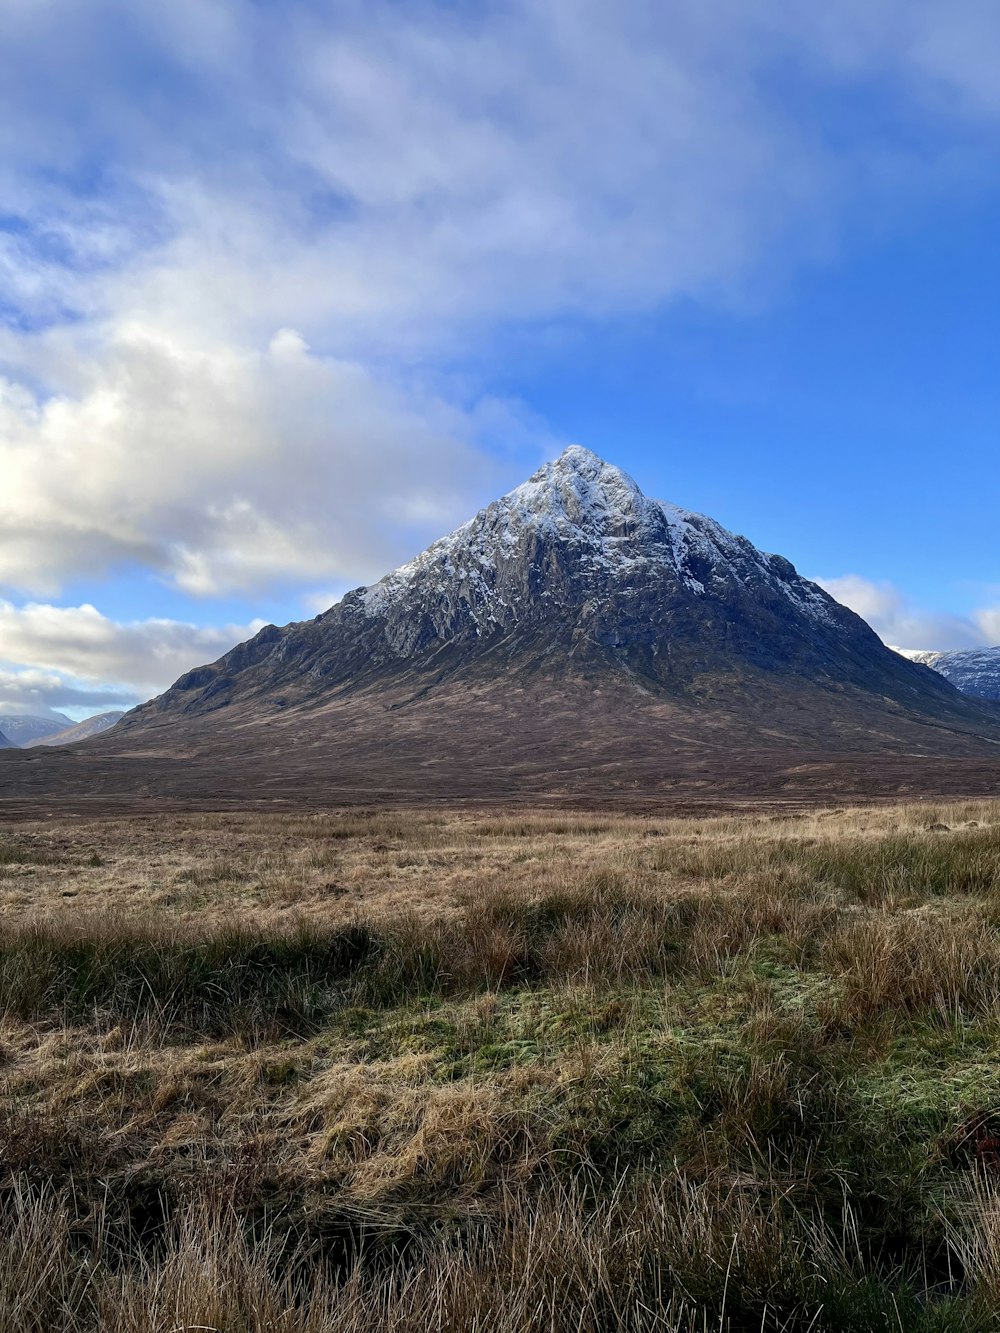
xmin=0 ymin=0 xmax=998 ymax=718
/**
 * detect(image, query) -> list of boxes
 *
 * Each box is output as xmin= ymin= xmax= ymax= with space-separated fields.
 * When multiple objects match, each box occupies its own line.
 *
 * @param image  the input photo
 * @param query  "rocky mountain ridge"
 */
xmin=0 ymin=714 xmax=73 ymax=746
xmin=894 ymin=647 xmax=1000 ymax=702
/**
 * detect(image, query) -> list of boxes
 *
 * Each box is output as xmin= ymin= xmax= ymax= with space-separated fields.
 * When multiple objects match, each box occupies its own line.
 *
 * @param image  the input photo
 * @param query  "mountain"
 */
xmin=23 ymin=711 xmax=125 ymax=748
xmin=5 ymin=446 xmax=1000 ymax=812
xmin=0 ymin=714 xmax=73 ymax=747
xmin=894 ymin=647 xmax=1000 ymax=702
xmin=0 ymin=730 xmax=16 ymax=750
xmin=106 ymin=447 xmax=1000 ymax=781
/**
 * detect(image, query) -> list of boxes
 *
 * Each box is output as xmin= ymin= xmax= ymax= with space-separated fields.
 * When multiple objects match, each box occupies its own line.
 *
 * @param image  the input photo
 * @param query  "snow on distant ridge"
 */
xmin=0 ymin=714 xmax=73 ymax=746
xmin=891 ymin=645 xmax=1000 ymax=702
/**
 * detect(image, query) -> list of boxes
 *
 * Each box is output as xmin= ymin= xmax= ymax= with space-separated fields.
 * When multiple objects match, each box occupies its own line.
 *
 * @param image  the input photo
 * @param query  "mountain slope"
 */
xmin=0 ymin=714 xmax=73 ymax=747
xmin=111 ymin=447 xmax=999 ymax=771
xmin=896 ymin=647 xmax=1000 ymax=702
xmin=0 ymin=730 xmax=15 ymax=750
xmin=24 ymin=712 xmax=124 ymax=748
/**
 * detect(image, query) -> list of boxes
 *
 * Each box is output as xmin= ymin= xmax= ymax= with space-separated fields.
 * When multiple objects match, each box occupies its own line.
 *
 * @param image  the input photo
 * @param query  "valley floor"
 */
xmin=3 ymin=804 xmax=1000 ymax=1328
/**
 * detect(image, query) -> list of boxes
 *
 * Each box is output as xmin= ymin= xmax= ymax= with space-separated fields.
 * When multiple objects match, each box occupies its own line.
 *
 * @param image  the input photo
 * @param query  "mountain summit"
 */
xmin=125 ymin=445 xmax=981 ymax=730
xmin=354 ymin=444 xmax=840 ymax=659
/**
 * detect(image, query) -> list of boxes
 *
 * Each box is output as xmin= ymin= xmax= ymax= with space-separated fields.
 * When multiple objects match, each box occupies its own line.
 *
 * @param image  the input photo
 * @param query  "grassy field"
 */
xmin=3 ymin=801 xmax=1000 ymax=1329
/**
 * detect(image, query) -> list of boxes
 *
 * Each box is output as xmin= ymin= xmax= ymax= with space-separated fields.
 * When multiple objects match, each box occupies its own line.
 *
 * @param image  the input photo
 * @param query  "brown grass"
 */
xmin=0 ymin=800 xmax=1000 ymax=1327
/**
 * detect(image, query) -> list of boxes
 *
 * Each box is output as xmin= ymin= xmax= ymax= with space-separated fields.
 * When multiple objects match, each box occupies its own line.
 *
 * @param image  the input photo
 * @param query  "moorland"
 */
xmin=3 ymin=803 xmax=1000 ymax=1328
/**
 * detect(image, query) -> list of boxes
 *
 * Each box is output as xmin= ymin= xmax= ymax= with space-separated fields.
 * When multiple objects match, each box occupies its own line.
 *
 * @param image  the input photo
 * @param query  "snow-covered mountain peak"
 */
xmin=360 ymin=447 xmax=682 ymax=621
xmin=512 ymin=446 xmax=653 ymax=532
xmin=357 ymin=446 xmax=839 ymax=639
xmin=478 ymin=445 xmax=677 ymax=558
xmin=0 ymin=713 xmax=73 ymax=747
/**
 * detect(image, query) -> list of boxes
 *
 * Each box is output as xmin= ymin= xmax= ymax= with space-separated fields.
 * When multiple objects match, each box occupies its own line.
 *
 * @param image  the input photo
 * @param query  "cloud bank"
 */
xmin=818 ymin=575 xmax=1000 ymax=652
xmin=0 ymin=601 xmax=263 ymax=718
xmin=0 ymin=327 xmax=536 ymax=596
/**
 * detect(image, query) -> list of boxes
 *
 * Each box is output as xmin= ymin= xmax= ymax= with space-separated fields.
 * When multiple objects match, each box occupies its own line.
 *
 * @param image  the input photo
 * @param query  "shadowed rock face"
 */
xmin=121 ymin=446 xmax=977 ymax=734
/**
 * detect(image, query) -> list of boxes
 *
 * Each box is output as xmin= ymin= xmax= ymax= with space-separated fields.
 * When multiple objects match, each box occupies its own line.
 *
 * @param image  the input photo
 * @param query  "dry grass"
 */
xmin=1 ymin=800 xmax=1000 ymax=1327
xmin=1 ymin=799 xmax=994 ymax=926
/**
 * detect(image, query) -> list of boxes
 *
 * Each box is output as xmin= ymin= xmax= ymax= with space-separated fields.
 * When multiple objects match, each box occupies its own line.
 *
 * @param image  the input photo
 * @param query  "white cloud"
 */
xmin=0 ymin=0 xmax=998 ymax=618
xmin=300 ymin=588 xmax=348 ymax=617
xmin=0 ymin=324 xmax=544 ymax=596
xmin=818 ymin=574 xmax=1000 ymax=652
xmin=0 ymin=599 xmax=264 ymax=714
xmin=2 ymin=2 xmax=995 ymax=344
xmin=0 ymin=669 xmax=135 ymax=721
xmin=0 ymin=3 xmax=828 ymax=346
xmin=0 ymin=2 xmax=831 ymax=603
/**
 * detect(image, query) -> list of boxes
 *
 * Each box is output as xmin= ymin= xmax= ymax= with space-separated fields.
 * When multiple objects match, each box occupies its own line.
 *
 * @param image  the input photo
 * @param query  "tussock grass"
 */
xmin=0 ymin=801 xmax=999 ymax=1327
xmin=0 ymin=914 xmax=374 ymax=1036
xmin=0 ymin=881 xmax=837 ymax=1028
xmin=671 ymin=826 xmax=1000 ymax=902
xmin=822 ymin=909 xmax=1000 ymax=1025
xmin=0 ymin=835 xmax=67 ymax=867
xmin=3 ymin=835 xmax=1000 ymax=1033
xmin=0 ymin=1173 xmax=995 ymax=1331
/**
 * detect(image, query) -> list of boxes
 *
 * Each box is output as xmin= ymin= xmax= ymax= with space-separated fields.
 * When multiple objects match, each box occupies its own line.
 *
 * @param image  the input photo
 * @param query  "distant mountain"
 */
xmin=894 ymin=647 xmax=1000 ymax=702
xmin=0 ymin=714 xmax=73 ymax=747
xmin=24 ymin=711 xmax=125 ymax=748
xmin=0 ymin=730 xmax=16 ymax=749
xmin=105 ymin=446 xmax=1000 ymax=786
